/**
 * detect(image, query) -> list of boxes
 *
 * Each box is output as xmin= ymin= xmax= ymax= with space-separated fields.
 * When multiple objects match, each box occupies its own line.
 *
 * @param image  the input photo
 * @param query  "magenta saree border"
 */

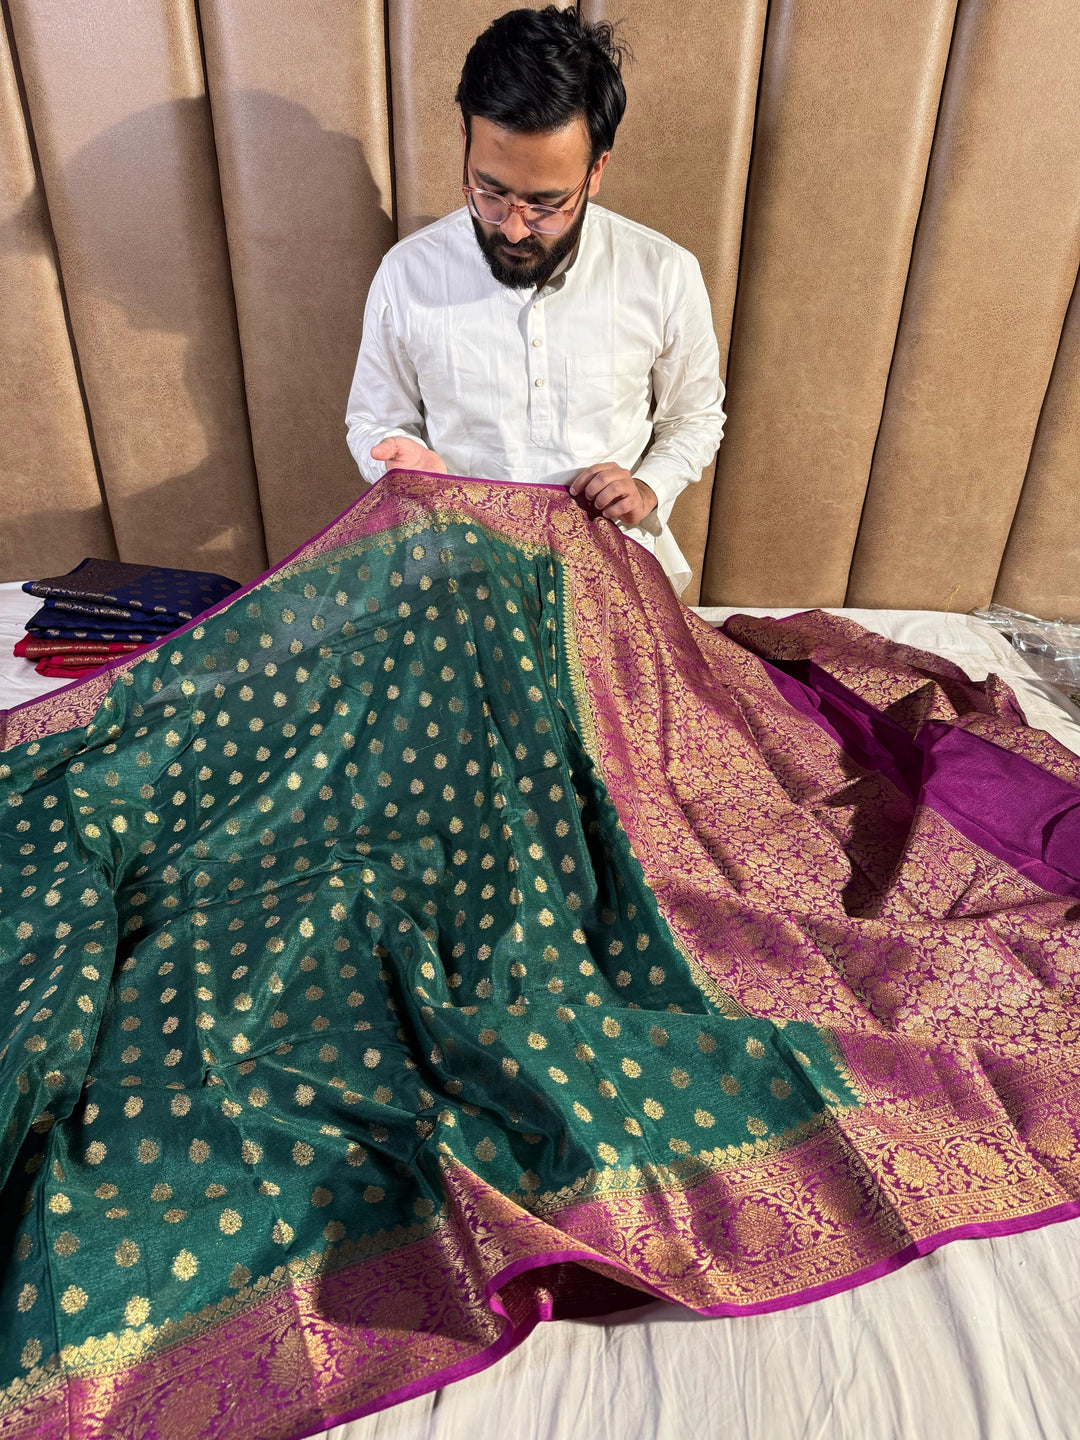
xmin=231 ymin=1201 xmax=1080 ymax=1440
xmin=696 ymin=1199 xmax=1080 ymax=1315
xmin=321 ymin=1198 xmax=1080 ymax=1437
xmin=12 ymin=1191 xmax=1080 ymax=1440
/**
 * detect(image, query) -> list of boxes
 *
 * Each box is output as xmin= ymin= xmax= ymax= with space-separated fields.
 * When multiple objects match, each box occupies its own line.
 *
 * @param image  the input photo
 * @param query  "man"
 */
xmin=345 ymin=5 xmax=725 ymax=595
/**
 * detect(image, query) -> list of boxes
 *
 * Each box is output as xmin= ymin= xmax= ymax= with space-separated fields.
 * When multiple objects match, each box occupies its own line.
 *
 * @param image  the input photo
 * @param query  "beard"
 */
xmin=471 ymin=194 xmax=589 ymax=291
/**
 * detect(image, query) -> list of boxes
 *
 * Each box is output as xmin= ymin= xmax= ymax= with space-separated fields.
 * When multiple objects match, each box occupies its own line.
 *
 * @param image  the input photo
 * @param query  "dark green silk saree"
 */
xmin=3 ymin=471 xmax=1080 ymax=1438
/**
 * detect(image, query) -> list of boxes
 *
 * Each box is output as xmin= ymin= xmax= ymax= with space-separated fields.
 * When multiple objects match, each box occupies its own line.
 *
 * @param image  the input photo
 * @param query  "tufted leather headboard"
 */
xmin=2 ymin=0 xmax=1078 ymax=613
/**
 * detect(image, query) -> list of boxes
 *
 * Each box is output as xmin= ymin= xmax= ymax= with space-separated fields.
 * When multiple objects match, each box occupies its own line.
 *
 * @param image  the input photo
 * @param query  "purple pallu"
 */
xmin=755 ymin=653 xmax=1080 ymax=899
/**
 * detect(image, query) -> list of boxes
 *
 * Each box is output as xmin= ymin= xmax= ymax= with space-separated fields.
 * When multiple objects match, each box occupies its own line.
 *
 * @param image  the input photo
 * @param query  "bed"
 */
xmin=4 ymin=580 xmax=1080 ymax=1440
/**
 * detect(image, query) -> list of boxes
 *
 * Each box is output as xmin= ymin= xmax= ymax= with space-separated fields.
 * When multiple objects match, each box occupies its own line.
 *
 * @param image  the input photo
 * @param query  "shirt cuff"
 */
xmin=631 ymin=456 xmax=691 ymax=534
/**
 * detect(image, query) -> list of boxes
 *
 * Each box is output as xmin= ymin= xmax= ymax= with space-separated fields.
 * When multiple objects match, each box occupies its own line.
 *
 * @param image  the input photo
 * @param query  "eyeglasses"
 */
xmin=462 ymin=136 xmax=591 ymax=236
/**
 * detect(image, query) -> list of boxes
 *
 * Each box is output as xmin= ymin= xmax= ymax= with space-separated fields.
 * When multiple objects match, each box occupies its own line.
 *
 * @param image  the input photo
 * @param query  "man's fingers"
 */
xmin=568 ymin=468 xmax=599 ymax=497
xmin=572 ymin=465 xmax=621 ymax=497
xmin=571 ymin=466 xmax=637 ymax=509
xmin=583 ymin=476 xmax=609 ymax=502
xmin=586 ymin=472 xmax=633 ymax=502
xmin=601 ymin=498 xmax=639 ymax=523
xmin=370 ymin=437 xmax=451 ymax=475
xmin=601 ymin=494 xmax=633 ymax=516
xmin=589 ymin=479 xmax=631 ymax=510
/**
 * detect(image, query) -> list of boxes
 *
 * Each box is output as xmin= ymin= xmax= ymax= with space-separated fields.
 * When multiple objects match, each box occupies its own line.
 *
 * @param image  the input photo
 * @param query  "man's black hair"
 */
xmin=455 ymin=6 xmax=631 ymax=165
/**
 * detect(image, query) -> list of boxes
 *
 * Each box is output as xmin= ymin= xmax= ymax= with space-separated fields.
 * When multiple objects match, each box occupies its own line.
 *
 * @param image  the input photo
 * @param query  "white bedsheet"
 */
xmin=0 ymin=580 xmax=70 ymax=708
xmin=4 ymin=582 xmax=1080 ymax=1440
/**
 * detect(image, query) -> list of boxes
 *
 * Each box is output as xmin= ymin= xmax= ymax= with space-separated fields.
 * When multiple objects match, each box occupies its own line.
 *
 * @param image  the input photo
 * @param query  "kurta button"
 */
xmin=532 ymin=338 xmax=543 ymax=347
xmin=534 ymin=377 xmax=545 ymax=387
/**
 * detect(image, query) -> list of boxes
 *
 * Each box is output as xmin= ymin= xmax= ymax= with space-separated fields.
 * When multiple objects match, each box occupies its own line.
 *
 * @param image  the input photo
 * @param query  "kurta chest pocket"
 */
xmin=564 ymin=351 xmax=653 ymax=460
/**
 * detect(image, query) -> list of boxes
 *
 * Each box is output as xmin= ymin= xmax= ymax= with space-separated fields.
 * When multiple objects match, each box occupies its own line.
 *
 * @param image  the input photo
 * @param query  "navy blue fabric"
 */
xmin=23 ymin=557 xmax=239 ymax=623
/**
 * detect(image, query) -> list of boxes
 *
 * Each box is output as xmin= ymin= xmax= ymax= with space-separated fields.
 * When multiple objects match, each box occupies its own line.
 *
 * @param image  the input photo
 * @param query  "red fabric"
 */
xmin=34 ymin=658 xmax=108 ymax=678
xmin=14 ymin=636 xmax=141 ymax=660
xmin=13 ymin=632 xmax=142 ymax=678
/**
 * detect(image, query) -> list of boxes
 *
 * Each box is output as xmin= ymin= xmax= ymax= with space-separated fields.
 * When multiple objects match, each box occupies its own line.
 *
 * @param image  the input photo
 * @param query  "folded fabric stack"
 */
xmin=16 ymin=557 xmax=241 ymax=679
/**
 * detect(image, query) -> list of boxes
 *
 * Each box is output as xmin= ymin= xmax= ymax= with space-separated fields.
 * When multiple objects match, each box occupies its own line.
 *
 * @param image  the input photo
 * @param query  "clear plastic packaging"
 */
xmin=971 ymin=604 xmax=1080 ymax=706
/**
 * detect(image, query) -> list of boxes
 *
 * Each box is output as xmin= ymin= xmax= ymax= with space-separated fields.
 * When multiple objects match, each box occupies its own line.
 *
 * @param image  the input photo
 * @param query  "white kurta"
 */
xmin=345 ymin=203 xmax=726 ymax=594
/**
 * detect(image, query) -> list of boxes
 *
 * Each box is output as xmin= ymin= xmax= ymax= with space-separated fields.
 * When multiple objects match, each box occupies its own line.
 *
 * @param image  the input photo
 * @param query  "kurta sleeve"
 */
xmin=631 ymin=250 xmax=727 ymax=536
xmin=345 ymin=261 xmax=425 ymax=486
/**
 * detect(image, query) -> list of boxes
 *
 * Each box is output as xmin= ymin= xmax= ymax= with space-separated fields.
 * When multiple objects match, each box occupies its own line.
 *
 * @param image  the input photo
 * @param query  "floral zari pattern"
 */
xmin=2 ymin=472 xmax=1080 ymax=1439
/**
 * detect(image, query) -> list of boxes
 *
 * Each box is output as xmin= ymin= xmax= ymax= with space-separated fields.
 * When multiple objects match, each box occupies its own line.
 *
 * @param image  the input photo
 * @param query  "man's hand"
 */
xmin=370 ymin=435 xmax=448 ymax=475
xmin=569 ymin=463 xmax=657 ymax=526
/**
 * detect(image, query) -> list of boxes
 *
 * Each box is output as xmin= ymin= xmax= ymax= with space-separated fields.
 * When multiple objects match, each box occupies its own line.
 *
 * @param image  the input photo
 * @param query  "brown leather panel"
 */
xmin=199 ymin=0 xmax=394 ymax=564
xmin=5 ymin=0 xmax=267 ymax=580
xmin=994 ymin=269 xmax=1080 ymax=622
xmin=5 ymin=2 xmax=1080 ymax=608
xmin=701 ymin=0 xmax=956 ymax=607
xmin=388 ymin=0 xmax=574 ymax=239
xmin=667 ymin=465 xmax=712 ymax=608
xmin=583 ymin=0 xmax=766 ymax=602
xmin=0 ymin=21 xmax=113 ymax=580
xmin=847 ymin=0 xmax=1080 ymax=612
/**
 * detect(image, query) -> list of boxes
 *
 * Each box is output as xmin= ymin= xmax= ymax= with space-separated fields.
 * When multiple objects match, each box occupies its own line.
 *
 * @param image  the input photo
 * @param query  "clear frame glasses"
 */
xmin=461 ymin=137 xmax=591 ymax=236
